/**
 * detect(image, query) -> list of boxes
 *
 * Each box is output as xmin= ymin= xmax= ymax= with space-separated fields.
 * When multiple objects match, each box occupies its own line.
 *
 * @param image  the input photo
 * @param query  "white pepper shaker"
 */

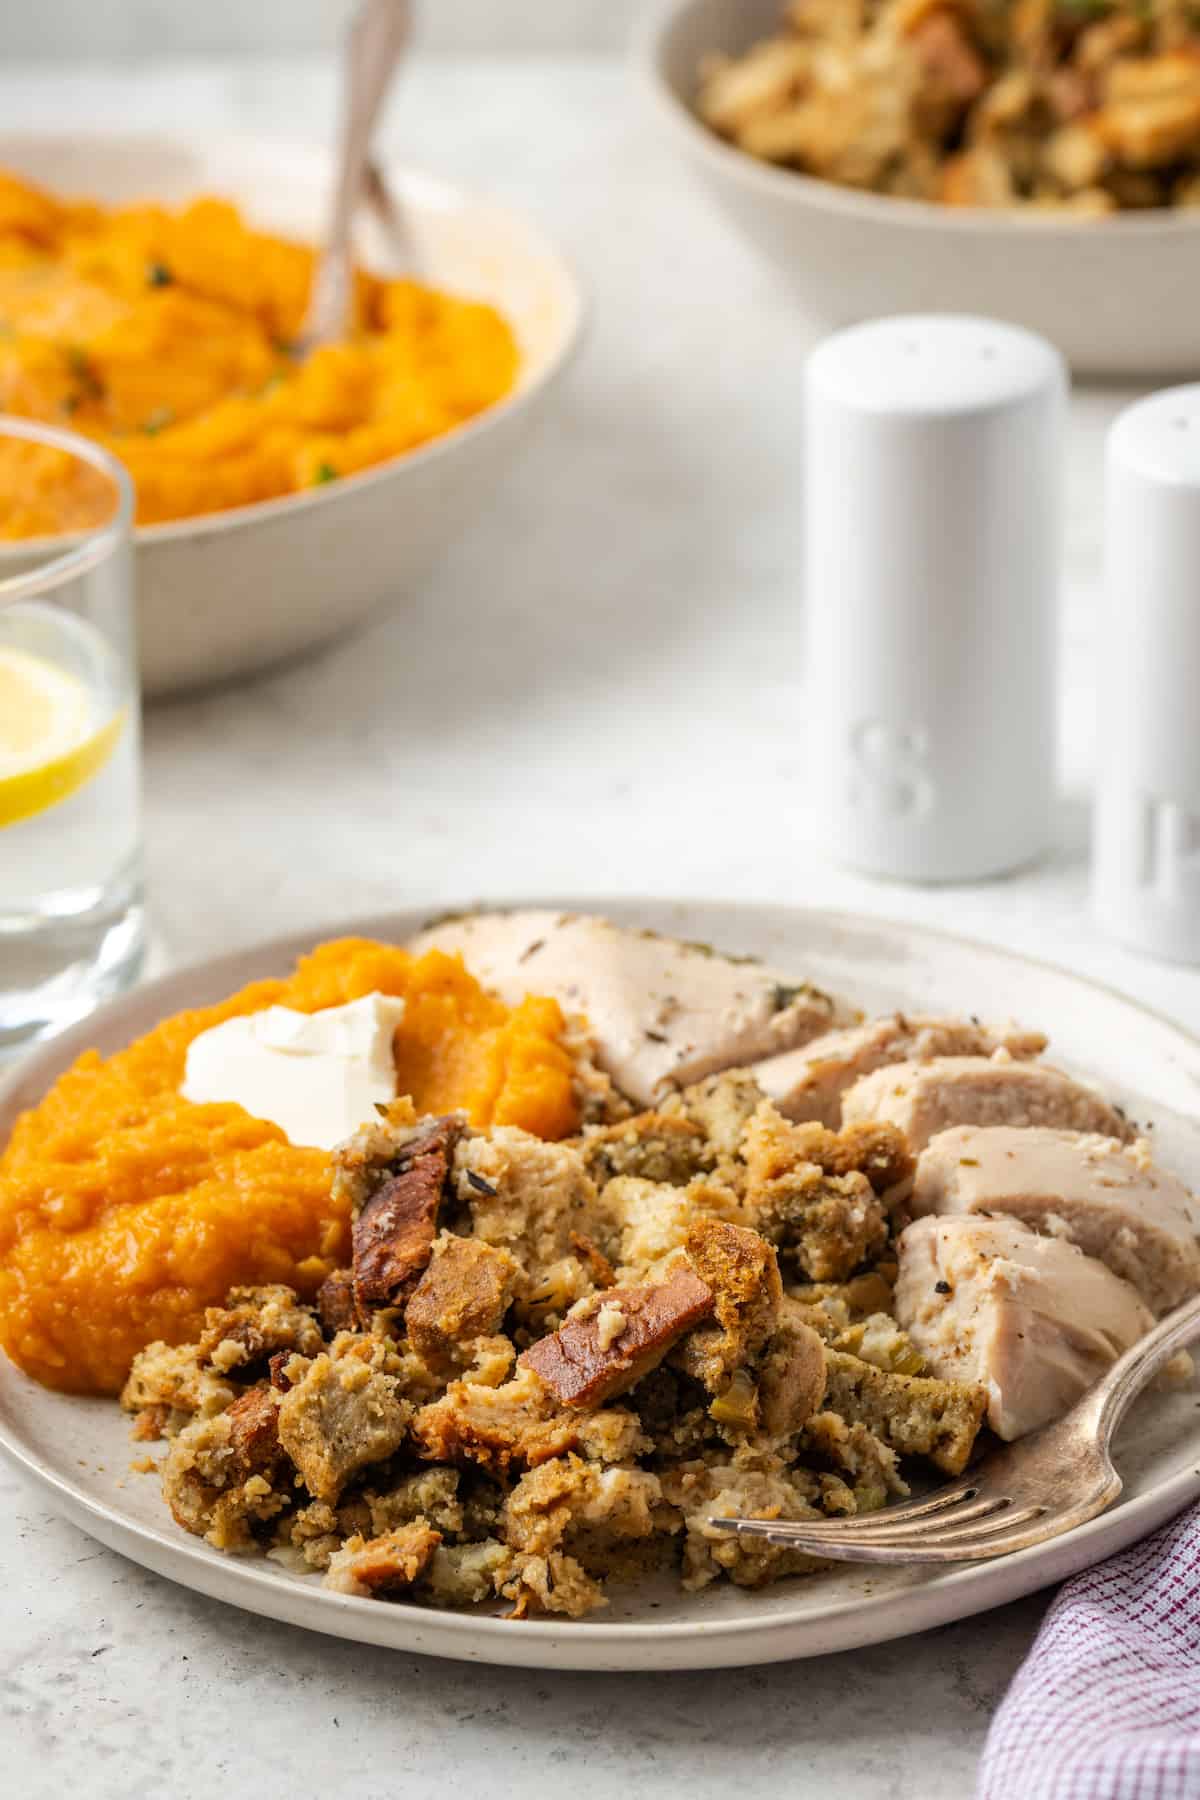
xmin=1094 ymin=384 xmax=1200 ymax=964
xmin=804 ymin=315 xmax=1067 ymax=882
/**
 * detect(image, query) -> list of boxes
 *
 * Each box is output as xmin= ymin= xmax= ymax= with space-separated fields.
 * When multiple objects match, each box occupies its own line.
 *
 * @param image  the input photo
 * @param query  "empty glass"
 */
xmin=0 ymin=418 xmax=143 ymax=1054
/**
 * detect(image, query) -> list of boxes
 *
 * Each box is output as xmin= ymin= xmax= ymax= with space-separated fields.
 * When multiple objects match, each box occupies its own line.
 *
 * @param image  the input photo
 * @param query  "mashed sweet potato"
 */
xmin=0 ymin=170 xmax=519 ymax=535
xmin=0 ymin=939 xmax=578 ymax=1393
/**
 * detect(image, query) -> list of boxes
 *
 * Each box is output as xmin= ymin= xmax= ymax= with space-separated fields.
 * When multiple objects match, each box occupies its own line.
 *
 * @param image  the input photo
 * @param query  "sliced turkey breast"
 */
xmin=841 ymin=1055 xmax=1134 ymax=1153
xmin=911 ymin=1126 xmax=1200 ymax=1315
xmin=408 ymin=909 xmax=853 ymax=1107
xmin=754 ymin=1015 xmax=1047 ymax=1128
xmin=894 ymin=1214 xmax=1153 ymax=1440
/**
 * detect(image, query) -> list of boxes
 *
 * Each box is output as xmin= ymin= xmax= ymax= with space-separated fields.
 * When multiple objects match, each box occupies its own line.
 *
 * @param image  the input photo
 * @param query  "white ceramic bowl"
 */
xmin=0 ymin=133 xmax=584 ymax=697
xmin=639 ymin=0 xmax=1200 ymax=377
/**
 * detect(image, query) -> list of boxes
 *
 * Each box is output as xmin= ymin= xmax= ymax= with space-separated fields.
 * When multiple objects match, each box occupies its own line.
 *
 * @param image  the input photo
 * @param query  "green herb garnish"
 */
xmin=314 ymin=461 xmax=338 ymax=485
xmin=772 ymin=982 xmax=818 ymax=1011
xmin=64 ymin=345 xmax=104 ymax=402
xmin=146 ymin=260 xmax=173 ymax=288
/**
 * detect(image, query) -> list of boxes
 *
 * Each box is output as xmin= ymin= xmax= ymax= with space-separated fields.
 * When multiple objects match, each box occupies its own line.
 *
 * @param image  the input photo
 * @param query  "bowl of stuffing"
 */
xmin=639 ymin=0 xmax=1200 ymax=375
xmin=0 ymin=134 xmax=583 ymax=695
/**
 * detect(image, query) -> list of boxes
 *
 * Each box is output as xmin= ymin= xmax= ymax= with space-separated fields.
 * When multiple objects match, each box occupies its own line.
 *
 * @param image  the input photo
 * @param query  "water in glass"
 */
xmin=0 ymin=421 xmax=144 ymax=1052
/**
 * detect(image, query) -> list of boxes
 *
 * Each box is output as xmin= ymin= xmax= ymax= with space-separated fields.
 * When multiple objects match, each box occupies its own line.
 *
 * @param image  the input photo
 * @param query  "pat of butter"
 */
xmin=181 ymin=992 xmax=407 ymax=1150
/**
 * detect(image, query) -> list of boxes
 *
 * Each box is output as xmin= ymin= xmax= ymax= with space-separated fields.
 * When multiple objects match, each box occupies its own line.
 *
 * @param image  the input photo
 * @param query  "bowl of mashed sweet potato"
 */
xmin=0 ymin=133 xmax=584 ymax=695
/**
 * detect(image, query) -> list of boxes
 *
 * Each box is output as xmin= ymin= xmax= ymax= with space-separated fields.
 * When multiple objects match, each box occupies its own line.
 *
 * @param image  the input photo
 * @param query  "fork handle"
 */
xmin=304 ymin=0 xmax=410 ymax=346
xmin=1083 ymin=1289 xmax=1200 ymax=1452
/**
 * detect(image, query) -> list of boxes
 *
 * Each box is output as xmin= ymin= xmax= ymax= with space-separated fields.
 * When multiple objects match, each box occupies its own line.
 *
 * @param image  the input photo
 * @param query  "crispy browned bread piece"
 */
xmin=686 ymin=1219 xmax=782 ymax=1344
xmin=352 ymin=1116 xmax=463 ymax=1316
xmin=501 ymin=1455 xmax=664 ymax=1558
xmin=743 ymin=1104 xmax=892 ymax=1282
xmin=161 ymin=1381 xmax=289 ymax=1549
xmin=412 ymin=1367 xmax=647 ymax=1478
xmin=570 ymin=1230 xmax=616 ymax=1290
xmin=224 ymin=1381 xmax=283 ymax=1469
xmin=822 ymin=1348 xmax=987 ymax=1476
xmin=316 ymin=1268 xmax=358 ymax=1337
xmin=792 ymin=1120 xmax=916 ymax=1199
xmin=276 ymin=1347 xmax=411 ymax=1504
xmin=405 ymin=1234 xmax=520 ymax=1372
xmin=413 ymin=1386 xmax=577 ymax=1477
xmin=196 ymin=1285 xmax=324 ymax=1371
xmin=500 ymin=1551 xmax=607 ymax=1619
xmin=678 ymin=1217 xmax=783 ymax=1397
xmin=324 ymin=1520 xmax=443 ymax=1597
xmin=519 ymin=1269 xmax=713 ymax=1408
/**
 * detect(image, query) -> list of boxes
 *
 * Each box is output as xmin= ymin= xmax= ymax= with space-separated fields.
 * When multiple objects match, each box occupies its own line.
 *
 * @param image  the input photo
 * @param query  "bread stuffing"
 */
xmin=124 ymin=1072 xmax=991 ymax=1616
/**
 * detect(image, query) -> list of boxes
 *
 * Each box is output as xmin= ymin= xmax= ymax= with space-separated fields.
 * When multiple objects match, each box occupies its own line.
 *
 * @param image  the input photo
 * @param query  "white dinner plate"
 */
xmin=2 ymin=899 xmax=1199 ymax=1671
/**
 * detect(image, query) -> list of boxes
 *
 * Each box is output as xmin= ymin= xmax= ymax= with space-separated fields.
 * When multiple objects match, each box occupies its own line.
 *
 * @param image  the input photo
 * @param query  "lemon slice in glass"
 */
xmin=0 ymin=645 xmax=125 ymax=830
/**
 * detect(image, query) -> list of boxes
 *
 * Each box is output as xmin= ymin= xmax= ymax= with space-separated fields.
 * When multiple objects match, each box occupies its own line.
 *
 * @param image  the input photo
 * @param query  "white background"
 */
xmin=1 ymin=0 xmax=647 ymax=57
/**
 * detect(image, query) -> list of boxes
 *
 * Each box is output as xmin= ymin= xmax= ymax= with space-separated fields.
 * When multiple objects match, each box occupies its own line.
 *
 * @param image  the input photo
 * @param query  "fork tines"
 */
xmin=708 ymin=1485 xmax=1048 ymax=1564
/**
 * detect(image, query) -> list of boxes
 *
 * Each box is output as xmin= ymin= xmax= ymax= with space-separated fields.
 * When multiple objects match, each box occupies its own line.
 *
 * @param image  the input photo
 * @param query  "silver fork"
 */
xmin=709 ymin=1290 xmax=1200 ymax=1564
xmin=297 ymin=0 xmax=411 ymax=355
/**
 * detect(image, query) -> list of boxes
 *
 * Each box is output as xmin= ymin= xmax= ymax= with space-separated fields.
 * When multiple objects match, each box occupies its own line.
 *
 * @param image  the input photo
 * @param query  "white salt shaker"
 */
xmin=1094 ymin=385 xmax=1200 ymax=963
xmin=804 ymin=315 xmax=1067 ymax=882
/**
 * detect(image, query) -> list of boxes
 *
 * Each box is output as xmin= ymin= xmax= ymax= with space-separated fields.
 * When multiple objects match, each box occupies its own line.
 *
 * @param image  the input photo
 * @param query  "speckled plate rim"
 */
xmin=2 ymin=897 xmax=1199 ymax=1672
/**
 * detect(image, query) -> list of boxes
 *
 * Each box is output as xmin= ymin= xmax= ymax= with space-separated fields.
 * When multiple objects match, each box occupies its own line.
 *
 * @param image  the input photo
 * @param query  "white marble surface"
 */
xmin=2 ymin=52 xmax=1199 ymax=1800
xmin=1 ymin=0 xmax=647 ymax=59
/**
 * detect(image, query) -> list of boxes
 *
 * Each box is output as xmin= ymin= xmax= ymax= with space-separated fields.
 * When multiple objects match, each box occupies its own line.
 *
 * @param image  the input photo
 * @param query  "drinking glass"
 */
xmin=0 ymin=418 xmax=143 ymax=1054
